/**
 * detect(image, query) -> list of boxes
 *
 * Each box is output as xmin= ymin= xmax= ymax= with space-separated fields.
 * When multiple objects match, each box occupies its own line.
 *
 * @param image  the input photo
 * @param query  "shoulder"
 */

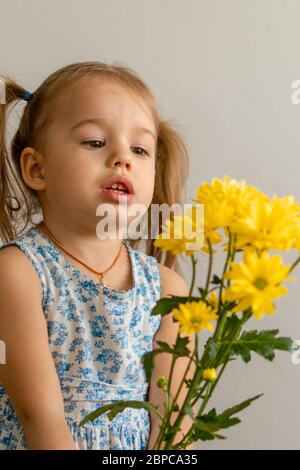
xmin=0 ymin=244 xmax=28 ymax=266
xmin=0 ymin=246 xmax=43 ymax=300
xmin=158 ymin=262 xmax=189 ymax=298
xmin=0 ymin=244 xmax=32 ymax=267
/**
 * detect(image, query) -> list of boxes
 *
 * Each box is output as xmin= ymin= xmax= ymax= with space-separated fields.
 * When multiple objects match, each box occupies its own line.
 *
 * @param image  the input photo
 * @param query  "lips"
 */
xmin=101 ymin=175 xmax=134 ymax=195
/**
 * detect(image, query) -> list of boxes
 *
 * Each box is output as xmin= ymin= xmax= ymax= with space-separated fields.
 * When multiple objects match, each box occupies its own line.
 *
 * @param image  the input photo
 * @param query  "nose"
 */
xmin=109 ymin=150 xmax=132 ymax=170
xmin=113 ymin=159 xmax=131 ymax=169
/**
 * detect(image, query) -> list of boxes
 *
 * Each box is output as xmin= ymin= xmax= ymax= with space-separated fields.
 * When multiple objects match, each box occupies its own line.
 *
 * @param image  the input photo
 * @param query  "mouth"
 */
xmin=100 ymin=175 xmax=134 ymax=202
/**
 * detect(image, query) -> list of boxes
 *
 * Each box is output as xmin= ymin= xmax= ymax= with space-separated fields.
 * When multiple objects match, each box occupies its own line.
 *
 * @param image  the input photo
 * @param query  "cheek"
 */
xmin=147 ymin=167 xmax=156 ymax=191
xmin=141 ymin=171 xmax=156 ymax=204
xmin=53 ymin=152 xmax=97 ymax=185
xmin=46 ymin=158 xmax=93 ymax=202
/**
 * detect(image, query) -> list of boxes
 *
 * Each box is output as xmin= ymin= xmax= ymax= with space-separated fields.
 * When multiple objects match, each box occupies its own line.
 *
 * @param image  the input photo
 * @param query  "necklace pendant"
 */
xmin=99 ymin=273 xmax=108 ymax=288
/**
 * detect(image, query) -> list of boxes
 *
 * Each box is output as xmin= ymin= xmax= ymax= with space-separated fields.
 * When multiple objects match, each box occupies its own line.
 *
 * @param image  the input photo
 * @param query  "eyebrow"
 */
xmin=71 ymin=118 xmax=156 ymax=141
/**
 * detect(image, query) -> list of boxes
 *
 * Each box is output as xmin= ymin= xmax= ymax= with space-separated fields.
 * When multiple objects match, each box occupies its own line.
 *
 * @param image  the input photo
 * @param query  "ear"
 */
xmin=20 ymin=147 xmax=46 ymax=191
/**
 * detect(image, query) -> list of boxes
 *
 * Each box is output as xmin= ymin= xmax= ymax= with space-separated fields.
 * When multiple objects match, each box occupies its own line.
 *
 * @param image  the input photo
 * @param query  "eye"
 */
xmin=131 ymin=146 xmax=149 ymax=156
xmin=82 ymin=140 xmax=150 ymax=156
xmin=82 ymin=140 xmax=105 ymax=148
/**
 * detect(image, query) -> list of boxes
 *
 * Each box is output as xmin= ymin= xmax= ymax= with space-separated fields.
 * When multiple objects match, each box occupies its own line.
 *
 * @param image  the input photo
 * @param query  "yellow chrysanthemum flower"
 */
xmin=172 ymin=300 xmax=219 ymax=335
xmin=193 ymin=176 xmax=269 ymax=253
xmin=194 ymin=176 xmax=268 ymax=229
xmin=202 ymin=368 xmax=217 ymax=381
xmin=223 ymin=248 xmax=295 ymax=319
xmin=230 ymin=195 xmax=300 ymax=252
xmin=201 ymin=202 xmax=224 ymax=254
xmin=196 ymin=175 xmax=248 ymax=206
xmin=154 ymin=206 xmax=206 ymax=255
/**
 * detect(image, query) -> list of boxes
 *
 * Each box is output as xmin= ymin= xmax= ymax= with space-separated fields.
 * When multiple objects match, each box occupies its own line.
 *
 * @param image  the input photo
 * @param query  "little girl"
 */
xmin=0 ymin=61 xmax=192 ymax=450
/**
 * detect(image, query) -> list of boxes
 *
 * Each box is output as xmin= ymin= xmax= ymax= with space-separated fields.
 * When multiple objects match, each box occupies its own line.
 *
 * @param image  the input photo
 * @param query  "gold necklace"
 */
xmin=37 ymin=221 xmax=123 ymax=288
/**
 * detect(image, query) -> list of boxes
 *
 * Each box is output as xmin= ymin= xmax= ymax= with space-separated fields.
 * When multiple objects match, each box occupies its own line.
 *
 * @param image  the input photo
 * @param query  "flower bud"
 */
xmin=157 ymin=375 xmax=168 ymax=388
xmin=202 ymin=368 xmax=216 ymax=381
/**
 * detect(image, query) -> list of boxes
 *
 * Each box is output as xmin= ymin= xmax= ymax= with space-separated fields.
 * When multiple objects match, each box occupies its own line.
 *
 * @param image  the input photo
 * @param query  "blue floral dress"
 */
xmin=0 ymin=225 xmax=162 ymax=450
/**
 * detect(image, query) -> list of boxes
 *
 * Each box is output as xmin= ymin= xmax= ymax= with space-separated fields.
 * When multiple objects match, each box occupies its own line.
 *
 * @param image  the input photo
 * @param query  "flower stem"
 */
xmin=203 ymin=238 xmax=213 ymax=297
xmin=289 ymin=255 xmax=300 ymax=274
xmin=189 ymin=254 xmax=197 ymax=297
xmin=213 ymin=231 xmax=235 ymax=342
xmin=164 ymin=367 xmax=203 ymax=449
xmin=153 ymin=253 xmax=200 ymax=449
xmin=152 ymin=352 xmax=177 ymax=449
xmin=153 ymin=342 xmax=197 ymax=449
xmin=176 ymin=311 xmax=249 ymax=449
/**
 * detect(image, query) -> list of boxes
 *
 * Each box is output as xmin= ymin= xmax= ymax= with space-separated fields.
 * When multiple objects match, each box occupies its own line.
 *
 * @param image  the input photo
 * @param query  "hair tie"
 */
xmin=23 ymin=90 xmax=33 ymax=102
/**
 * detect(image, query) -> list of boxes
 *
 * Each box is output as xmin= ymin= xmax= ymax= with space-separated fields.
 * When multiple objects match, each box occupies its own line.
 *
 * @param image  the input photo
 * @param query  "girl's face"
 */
xmin=35 ymin=79 xmax=157 ymax=233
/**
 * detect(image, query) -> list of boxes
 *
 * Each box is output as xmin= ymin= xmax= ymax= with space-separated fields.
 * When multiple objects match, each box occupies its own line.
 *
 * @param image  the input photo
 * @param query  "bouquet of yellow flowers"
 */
xmin=79 ymin=176 xmax=300 ymax=450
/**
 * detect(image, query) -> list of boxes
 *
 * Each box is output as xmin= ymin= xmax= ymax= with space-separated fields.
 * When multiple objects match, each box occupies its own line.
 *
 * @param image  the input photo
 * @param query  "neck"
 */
xmin=37 ymin=217 xmax=125 ymax=272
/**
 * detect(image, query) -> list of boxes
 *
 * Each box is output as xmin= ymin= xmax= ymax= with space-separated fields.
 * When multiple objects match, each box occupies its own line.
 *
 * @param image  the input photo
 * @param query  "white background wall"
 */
xmin=1 ymin=0 xmax=300 ymax=450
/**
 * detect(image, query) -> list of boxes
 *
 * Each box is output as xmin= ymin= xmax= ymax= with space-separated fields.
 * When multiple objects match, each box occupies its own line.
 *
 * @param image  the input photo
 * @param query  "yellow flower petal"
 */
xmin=223 ymin=249 xmax=292 ymax=319
xmin=172 ymin=300 xmax=219 ymax=335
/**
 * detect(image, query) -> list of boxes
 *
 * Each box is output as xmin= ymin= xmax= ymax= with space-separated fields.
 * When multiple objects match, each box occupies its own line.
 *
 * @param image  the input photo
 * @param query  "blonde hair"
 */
xmin=0 ymin=61 xmax=189 ymax=270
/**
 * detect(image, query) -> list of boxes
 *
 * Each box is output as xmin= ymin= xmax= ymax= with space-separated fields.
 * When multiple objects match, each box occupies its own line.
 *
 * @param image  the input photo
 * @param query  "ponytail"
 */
xmin=0 ymin=76 xmax=40 ymax=243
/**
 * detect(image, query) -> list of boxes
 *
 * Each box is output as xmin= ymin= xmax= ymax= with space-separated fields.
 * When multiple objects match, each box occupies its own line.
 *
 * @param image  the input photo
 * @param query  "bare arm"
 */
xmin=147 ymin=264 xmax=196 ymax=450
xmin=0 ymin=247 xmax=76 ymax=450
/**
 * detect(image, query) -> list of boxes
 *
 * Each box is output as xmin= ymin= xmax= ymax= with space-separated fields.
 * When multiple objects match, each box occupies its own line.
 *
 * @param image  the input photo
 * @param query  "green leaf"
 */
xmin=173 ymin=335 xmax=191 ymax=356
xmin=141 ymin=349 xmax=158 ymax=382
xmin=195 ymin=408 xmax=240 ymax=433
xmin=193 ymin=430 xmax=226 ymax=441
xmin=211 ymin=275 xmax=223 ymax=285
xmin=173 ymin=403 xmax=180 ymax=412
xmin=151 ymin=295 xmax=201 ymax=316
xmin=153 ymin=336 xmax=191 ymax=356
xmin=219 ymin=394 xmax=263 ymax=419
xmin=193 ymin=394 xmax=262 ymax=441
xmin=79 ymin=400 xmax=161 ymax=427
xmin=222 ymin=315 xmax=243 ymax=338
xmin=141 ymin=336 xmax=191 ymax=382
xmin=199 ymin=287 xmax=207 ymax=298
xmin=231 ymin=329 xmax=295 ymax=363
